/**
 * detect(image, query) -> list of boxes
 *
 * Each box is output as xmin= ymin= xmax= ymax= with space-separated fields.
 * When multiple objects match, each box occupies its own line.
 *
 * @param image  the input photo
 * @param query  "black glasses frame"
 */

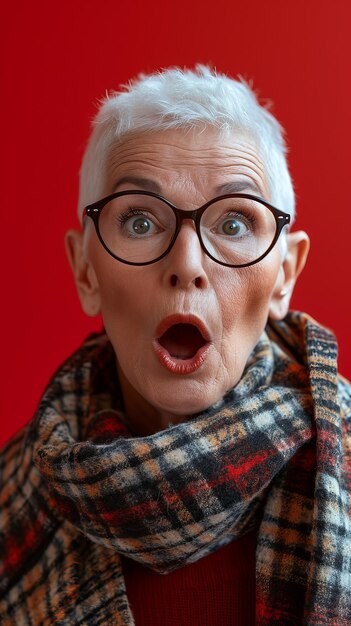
xmin=83 ymin=190 xmax=290 ymax=268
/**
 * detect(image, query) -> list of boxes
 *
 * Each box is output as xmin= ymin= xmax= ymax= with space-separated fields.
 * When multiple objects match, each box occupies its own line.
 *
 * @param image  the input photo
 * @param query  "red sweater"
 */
xmin=121 ymin=529 xmax=256 ymax=625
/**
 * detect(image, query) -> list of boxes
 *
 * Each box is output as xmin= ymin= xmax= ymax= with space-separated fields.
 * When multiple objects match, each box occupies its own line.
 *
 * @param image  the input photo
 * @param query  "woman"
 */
xmin=1 ymin=66 xmax=350 ymax=625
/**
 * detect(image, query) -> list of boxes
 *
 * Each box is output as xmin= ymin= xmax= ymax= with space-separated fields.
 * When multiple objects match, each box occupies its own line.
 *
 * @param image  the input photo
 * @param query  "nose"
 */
xmin=162 ymin=220 xmax=209 ymax=290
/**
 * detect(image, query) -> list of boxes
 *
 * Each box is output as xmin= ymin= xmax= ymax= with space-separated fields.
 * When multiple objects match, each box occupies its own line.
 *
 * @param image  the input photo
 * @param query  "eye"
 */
xmin=118 ymin=209 xmax=159 ymax=236
xmin=218 ymin=214 xmax=250 ymax=237
xmin=129 ymin=216 xmax=152 ymax=235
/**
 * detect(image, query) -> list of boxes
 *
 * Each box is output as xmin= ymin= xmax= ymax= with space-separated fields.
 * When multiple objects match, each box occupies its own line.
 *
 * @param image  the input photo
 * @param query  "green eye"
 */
xmin=220 ymin=218 xmax=243 ymax=236
xmin=131 ymin=217 xmax=151 ymax=235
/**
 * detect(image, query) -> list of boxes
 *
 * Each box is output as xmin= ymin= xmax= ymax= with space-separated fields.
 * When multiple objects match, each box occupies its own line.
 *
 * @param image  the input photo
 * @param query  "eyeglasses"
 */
xmin=83 ymin=190 xmax=290 ymax=267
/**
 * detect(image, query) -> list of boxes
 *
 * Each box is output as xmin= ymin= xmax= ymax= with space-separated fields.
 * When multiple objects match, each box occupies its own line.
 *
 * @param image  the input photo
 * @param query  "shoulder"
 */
xmin=0 ymin=329 xmax=114 ymax=515
xmin=337 ymin=375 xmax=351 ymax=494
xmin=338 ymin=374 xmax=351 ymax=434
xmin=338 ymin=374 xmax=351 ymax=418
xmin=0 ymin=421 xmax=47 ymax=526
xmin=0 ymin=423 xmax=55 ymax=596
xmin=0 ymin=424 xmax=29 ymax=492
xmin=338 ymin=374 xmax=351 ymax=405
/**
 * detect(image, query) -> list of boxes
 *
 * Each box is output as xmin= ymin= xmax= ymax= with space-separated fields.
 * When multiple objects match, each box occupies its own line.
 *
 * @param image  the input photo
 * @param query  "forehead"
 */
xmin=105 ymin=127 xmax=269 ymax=200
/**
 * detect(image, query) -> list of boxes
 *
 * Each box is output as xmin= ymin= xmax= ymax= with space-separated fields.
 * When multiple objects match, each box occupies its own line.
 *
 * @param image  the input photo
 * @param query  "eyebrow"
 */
xmin=113 ymin=176 xmax=263 ymax=197
xmin=214 ymin=180 xmax=263 ymax=196
xmin=113 ymin=176 xmax=162 ymax=193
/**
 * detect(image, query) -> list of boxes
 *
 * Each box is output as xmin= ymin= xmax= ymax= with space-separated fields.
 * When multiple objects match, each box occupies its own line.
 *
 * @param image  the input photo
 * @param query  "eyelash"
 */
xmin=117 ymin=208 xmax=148 ymax=224
xmin=220 ymin=211 xmax=257 ymax=227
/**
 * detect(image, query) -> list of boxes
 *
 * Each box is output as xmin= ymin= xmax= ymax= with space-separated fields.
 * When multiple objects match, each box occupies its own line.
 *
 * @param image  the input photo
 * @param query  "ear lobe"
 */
xmin=65 ymin=229 xmax=101 ymax=317
xmin=269 ymin=230 xmax=310 ymax=320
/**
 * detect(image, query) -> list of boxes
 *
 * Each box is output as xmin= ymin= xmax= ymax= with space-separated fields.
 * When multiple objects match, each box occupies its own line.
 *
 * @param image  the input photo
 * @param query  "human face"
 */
xmin=84 ymin=127 xmax=283 ymax=429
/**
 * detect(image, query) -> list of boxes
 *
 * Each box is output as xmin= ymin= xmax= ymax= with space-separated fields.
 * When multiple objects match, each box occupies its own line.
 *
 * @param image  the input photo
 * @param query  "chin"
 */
xmin=147 ymin=380 xmax=230 ymax=418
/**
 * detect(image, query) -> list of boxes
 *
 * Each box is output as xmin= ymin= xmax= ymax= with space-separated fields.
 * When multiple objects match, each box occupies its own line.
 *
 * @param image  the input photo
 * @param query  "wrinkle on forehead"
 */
xmin=105 ymin=129 xmax=269 ymax=201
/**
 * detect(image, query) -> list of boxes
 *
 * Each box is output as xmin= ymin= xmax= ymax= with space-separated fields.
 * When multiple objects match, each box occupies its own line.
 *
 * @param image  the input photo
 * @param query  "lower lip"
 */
xmin=152 ymin=341 xmax=211 ymax=375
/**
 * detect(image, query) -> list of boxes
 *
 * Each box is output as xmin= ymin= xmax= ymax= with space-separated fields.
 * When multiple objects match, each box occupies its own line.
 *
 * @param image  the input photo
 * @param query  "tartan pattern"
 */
xmin=0 ymin=312 xmax=350 ymax=625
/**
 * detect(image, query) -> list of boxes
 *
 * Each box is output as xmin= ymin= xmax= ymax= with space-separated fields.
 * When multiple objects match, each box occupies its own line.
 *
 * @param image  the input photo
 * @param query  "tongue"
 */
xmin=159 ymin=323 xmax=205 ymax=359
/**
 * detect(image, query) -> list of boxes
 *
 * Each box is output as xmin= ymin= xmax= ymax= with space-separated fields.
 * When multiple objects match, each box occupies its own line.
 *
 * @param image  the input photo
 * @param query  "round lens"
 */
xmin=200 ymin=196 xmax=277 ymax=265
xmin=98 ymin=194 xmax=176 ymax=264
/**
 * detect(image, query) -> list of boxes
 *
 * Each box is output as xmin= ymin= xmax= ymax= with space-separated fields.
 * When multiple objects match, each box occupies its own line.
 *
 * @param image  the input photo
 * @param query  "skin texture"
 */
xmin=66 ymin=127 xmax=309 ymax=436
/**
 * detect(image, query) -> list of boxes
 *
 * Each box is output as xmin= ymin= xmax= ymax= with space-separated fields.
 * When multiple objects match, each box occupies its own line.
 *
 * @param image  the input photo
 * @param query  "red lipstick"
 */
xmin=153 ymin=314 xmax=212 ymax=375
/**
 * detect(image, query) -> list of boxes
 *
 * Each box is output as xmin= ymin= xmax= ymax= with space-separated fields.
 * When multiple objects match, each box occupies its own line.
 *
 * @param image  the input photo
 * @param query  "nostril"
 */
xmin=170 ymin=274 xmax=203 ymax=288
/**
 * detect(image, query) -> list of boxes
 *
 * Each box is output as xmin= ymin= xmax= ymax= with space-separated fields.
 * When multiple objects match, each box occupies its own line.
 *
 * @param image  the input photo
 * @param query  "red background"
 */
xmin=1 ymin=0 xmax=350 ymax=446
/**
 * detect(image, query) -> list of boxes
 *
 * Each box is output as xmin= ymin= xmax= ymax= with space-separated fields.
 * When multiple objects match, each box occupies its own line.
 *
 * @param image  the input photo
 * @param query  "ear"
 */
xmin=269 ymin=230 xmax=310 ymax=320
xmin=65 ymin=229 xmax=101 ymax=317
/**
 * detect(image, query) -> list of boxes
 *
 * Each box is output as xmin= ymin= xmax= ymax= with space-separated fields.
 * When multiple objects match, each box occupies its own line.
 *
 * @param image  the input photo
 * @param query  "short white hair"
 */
xmin=78 ymin=65 xmax=295 ymax=225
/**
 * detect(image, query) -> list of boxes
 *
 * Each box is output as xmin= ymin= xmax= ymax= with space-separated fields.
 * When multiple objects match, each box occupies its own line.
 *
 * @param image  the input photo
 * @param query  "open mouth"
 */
xmin=158 ymin=323 xmax=207 ymax=360
xmin=153 ymin=315 xmax=212 ymax=375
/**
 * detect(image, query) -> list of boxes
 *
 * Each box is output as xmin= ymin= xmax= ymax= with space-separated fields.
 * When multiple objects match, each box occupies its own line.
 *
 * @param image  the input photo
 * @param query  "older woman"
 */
xmin=1 ymin=67 xmax=350 ymax=626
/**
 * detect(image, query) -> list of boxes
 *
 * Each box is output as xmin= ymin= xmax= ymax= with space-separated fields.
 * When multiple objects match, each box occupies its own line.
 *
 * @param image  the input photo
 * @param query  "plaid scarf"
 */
xmin=1 ymin=312 xmax=350 ymax=625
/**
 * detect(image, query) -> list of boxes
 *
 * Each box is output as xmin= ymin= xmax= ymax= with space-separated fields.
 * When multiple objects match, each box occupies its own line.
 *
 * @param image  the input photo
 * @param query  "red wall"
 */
xmin=1 ymin=0 xmax=350 ymax=446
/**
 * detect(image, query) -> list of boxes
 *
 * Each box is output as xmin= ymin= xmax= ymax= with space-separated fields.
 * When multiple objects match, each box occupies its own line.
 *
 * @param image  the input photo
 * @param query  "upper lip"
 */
xmin=155 ymin=314 xmax=211 ymax=342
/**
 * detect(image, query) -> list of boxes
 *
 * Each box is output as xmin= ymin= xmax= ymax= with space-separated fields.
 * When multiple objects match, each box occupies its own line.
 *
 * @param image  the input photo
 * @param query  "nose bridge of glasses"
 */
xmin=169 ymin=208 xmax=206 ymax=265
xmin=175 ymin=207 xmax=205 ymax=233
xmin=176 ymin=207 xmax=199 ymax=221
xmin=170 ymin=207 xmax=205 ymax=257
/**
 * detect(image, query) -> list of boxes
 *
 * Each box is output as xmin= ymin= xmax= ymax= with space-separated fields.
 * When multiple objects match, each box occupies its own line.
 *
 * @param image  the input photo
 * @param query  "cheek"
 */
xmin=100 ymin=275 xmax=133 ymax=313
xmin=97 ymin=272 xmax=149 ymax=375
xmin=217 ymin=261 xmax=279 ymax=338
xmin=211 ymin=263 xmax=279 ymax=388
xmin=92 ymin=256 xmax=157 ymax=350
xmin=93 ymin=252 xmax=145 ymax=316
